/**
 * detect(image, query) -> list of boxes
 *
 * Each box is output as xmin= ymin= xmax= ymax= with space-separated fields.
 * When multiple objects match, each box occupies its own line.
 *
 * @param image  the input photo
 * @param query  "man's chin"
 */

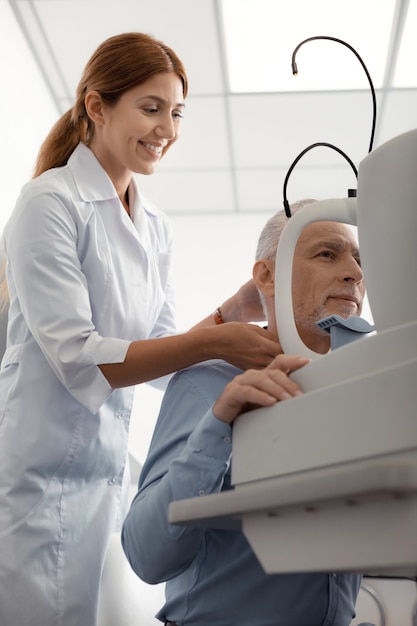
xmin=323 ymin=305 xmax=360 ymax=320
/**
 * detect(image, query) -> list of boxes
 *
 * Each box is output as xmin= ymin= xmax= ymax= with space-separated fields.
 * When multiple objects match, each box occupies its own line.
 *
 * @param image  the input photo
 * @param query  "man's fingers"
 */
xmin=266 ymin=354 xmax=310 ymax=373
xmin=213 ymin=360 xmax=308 ymax=424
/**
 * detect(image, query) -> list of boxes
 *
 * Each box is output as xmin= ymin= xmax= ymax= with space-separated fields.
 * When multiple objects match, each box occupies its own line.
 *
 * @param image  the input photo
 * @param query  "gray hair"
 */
xmin=254 ymin=199 xmax=317 ymax=318
xmin=255 ymin=199 xmax=317 ymax=261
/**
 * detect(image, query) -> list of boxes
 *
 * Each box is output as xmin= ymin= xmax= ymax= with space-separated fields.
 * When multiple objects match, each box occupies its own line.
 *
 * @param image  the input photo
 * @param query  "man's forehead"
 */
xmin=298 ymin=220 xmax=359 ymax=247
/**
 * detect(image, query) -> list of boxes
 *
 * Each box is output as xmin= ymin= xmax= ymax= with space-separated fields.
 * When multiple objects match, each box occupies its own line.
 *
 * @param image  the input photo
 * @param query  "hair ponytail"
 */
xmin=33 ymin=108 xmax=89 ymax=178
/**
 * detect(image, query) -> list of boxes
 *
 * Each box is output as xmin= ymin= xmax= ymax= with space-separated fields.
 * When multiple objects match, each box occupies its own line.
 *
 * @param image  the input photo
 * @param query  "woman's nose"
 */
xmin=155 ymin=115 xmax=176 ymax=140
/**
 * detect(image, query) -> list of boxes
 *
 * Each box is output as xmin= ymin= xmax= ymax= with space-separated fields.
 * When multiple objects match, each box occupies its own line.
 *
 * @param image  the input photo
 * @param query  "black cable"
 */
xmin=291 ymin=35 xmax=377 ymax=154
xmin=283 ymin=142 xmax=358 ymax=217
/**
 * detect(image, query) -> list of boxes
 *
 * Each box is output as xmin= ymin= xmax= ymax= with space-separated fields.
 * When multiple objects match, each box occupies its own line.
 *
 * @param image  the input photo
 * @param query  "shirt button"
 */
xmin=198 ymin=489 xmax=205 ymax=496
xmin=108 ymin=476 xmax=117 ymax=486
xmin=224 ymin=436 xmax=231 ymax=443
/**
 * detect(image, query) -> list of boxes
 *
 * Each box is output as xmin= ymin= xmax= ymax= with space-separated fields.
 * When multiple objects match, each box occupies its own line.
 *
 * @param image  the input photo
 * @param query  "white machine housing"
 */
xmin=169 ymin=128 xmax=417 ymax=578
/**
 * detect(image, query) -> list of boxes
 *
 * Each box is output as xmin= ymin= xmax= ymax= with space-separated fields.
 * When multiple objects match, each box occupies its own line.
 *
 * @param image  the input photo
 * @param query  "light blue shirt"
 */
xmin=122 ymin=360 xmax=362 ymax=626
xmin=0 ymin=143 xmax=177 ymax=626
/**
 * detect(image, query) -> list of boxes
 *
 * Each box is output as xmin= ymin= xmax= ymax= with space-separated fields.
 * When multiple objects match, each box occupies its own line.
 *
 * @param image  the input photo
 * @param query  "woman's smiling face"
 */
xmin=88 ymin=71 xmax=185 ymax=182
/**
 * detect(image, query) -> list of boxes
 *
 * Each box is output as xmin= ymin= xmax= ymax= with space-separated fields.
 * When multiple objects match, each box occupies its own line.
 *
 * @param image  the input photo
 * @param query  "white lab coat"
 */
xmin=0 ymin=143 xmax=177 ymax=626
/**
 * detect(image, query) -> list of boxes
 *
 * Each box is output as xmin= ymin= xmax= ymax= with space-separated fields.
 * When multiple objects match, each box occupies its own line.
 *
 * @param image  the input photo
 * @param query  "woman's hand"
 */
xmin=208 ymin=322 xmax=280 ymax=371
xmin=189 ymin=279 xmax=265 ymax=332
xmin=212 ymin=354 xmax=310 ymax=424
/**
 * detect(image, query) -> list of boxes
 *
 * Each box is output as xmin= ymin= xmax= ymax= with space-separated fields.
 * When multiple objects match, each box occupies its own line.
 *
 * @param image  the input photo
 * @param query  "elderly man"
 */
xmin=122 ymin=200 xmax=365 ymax=626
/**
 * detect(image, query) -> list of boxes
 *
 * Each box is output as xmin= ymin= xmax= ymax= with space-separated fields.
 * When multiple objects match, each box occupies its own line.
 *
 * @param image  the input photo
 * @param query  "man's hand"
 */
xmin=213 ymin=354 xmax=310 ymax=424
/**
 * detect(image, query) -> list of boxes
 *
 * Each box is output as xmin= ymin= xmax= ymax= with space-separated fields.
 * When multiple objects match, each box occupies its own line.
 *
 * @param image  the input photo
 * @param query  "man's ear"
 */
xmin=252 ymin=259 xmax=275 ymax=298
xmin=84 ymin=91 xmax=105 ymax=125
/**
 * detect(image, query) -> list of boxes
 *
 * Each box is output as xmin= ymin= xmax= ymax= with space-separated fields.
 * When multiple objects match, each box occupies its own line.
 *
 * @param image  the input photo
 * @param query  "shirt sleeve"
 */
xmin=122 ymin=368 xmax=232 ymax=584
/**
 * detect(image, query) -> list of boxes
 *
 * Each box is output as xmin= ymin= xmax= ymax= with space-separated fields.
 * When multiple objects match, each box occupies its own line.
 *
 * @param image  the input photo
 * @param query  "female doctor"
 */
xmin=0 ymin=32 xmax=279 ymax=626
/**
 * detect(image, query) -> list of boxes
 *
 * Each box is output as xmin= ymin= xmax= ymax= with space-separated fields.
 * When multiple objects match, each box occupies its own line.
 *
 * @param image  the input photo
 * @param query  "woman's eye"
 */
xmin=144 ymin=107 xmax=158 ymax=114
xmin=172 ymin=111 xmax=184 ymax=120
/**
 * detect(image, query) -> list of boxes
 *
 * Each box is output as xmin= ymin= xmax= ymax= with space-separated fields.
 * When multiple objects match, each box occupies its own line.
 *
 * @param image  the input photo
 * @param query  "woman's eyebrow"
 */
xmin=136 ymin=95 xmax=186 ymax=108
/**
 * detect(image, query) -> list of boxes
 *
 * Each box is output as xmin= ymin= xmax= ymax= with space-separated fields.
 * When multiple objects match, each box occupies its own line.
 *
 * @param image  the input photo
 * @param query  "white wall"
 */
xmin=0 ymin=0 xmax=59 ymax=232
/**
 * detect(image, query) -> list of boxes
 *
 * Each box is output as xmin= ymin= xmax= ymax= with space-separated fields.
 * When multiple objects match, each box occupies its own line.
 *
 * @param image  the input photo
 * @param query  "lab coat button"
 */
xmin=108 ymin=476 xmax=117 ymax=486
xmin=116 ymin=410 xmax=130 ymax=421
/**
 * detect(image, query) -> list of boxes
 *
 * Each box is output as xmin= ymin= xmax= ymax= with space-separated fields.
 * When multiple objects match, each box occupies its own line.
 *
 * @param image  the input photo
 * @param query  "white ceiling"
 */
xmin=9 ymin=0 xmax=417 ymax=215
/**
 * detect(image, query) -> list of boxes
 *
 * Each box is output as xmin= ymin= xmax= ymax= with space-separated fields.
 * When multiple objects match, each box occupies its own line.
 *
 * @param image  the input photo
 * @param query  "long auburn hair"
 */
xmin=33 ymin=31 xmax=188 ymax=177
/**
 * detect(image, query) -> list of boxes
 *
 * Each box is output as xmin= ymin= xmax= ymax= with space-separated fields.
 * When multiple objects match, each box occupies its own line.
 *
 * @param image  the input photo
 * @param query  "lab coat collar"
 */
xmin=67 ymin=143 xmax=162 ymax=218
xmin=68 ymin=143 xmax=119 ymax=202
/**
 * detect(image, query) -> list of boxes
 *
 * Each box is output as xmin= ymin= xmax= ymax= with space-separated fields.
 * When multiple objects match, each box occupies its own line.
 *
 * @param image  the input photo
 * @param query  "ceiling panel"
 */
xmin=235 ymin=170 xmax=289 ymax=213
xmin=393 ymin=0 xmax=417 ymax=86
xmin=8 ymin=0 xmax=417 ymax=215
xmin=32 ymin=0 xmax=225 ymax=102
xmin=222 ymin=0 xmax=397 ymax=92
xmin=376 ymin=90 xmax=417 ymax=143
xmin=229 ymin=91 xmax=375 ymax=169
xmin=156 ymin=97 xmax=232 ymax=171
xmin=137 ymin=170 xmax=236 ymax=214
xmin=236 ymin=167 xmax=358 ymax=214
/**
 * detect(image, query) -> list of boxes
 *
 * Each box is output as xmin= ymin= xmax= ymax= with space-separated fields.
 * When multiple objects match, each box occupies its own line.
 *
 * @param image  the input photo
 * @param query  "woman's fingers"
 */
xmin=217 ymin=323 xmax=283 ymax=371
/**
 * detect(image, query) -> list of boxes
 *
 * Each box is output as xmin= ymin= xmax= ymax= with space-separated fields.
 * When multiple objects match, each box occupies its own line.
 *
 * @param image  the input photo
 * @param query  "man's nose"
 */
xmin=342 ymin=257 xmax=363 ymax=283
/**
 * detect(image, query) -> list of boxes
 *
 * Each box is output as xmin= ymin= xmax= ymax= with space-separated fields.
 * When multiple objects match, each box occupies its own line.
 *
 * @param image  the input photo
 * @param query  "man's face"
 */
xmin=292 ymin=221 xmax=365 ymax=353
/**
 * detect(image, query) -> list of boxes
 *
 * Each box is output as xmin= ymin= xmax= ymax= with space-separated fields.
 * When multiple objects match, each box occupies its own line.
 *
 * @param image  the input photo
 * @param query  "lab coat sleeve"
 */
xmin=122 ymin=369 xmax=232 ymax=584
xmin=4 ymin=184 xmax=130 ymax=413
